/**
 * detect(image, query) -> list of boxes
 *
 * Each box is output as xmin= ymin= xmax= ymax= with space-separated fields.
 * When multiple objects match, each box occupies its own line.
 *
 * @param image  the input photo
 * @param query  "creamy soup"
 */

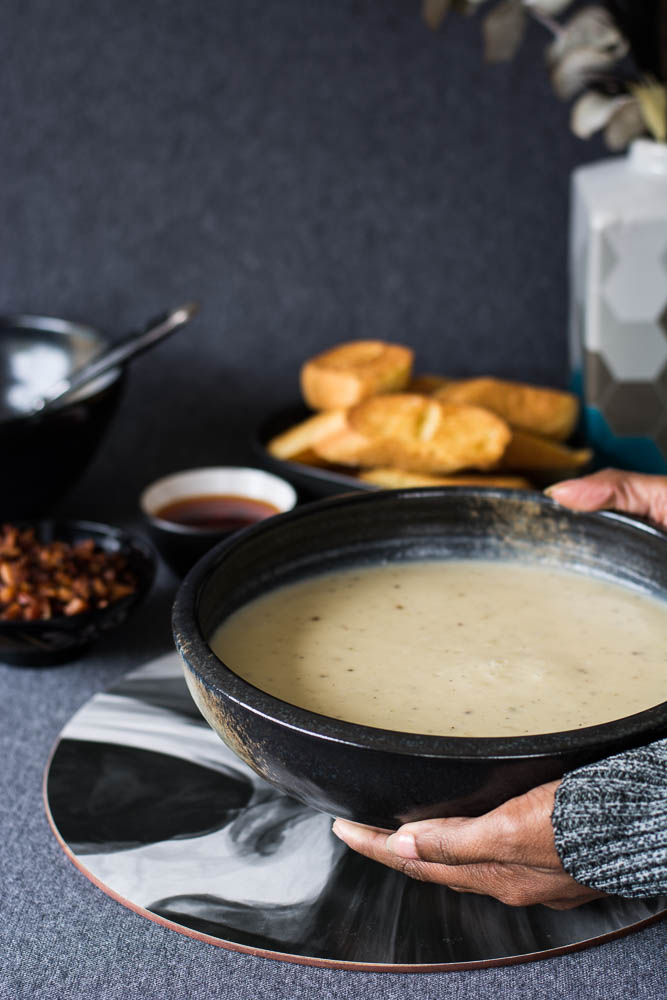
xmin=210 ymin=560 xmax=666 ymax=737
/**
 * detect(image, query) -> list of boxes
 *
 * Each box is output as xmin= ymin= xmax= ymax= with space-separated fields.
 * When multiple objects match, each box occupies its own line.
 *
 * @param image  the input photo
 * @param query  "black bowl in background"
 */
xmin=139 ymin=466 xmax=298 ymax=576
xmin=173 ymin=488 xmax=667 ymax=829
xmin=0 ymin=519 xmax=156 ymax=667
xmin=0 ymin=314 xmax=125 ymax=519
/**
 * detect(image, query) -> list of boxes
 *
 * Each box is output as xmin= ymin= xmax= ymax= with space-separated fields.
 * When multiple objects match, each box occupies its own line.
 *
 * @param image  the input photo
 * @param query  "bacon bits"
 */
xmin=0 ymin=524 xmax=137 ymax=621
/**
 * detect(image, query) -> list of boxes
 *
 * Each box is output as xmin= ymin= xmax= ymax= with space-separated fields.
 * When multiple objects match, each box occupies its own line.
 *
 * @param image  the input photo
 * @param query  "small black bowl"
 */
xmin=0 ymin=314 xmax=125 ymax=519
xmin=0 ymin=519 xmax=156 ymax=667
xmin=140 ymin=467 xmax=297 ymax=576
xmin=173 ymin=488 xmax=667 ymax=828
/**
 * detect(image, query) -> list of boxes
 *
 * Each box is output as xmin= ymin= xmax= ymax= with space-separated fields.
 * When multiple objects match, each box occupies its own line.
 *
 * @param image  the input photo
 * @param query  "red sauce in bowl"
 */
xmin=155 ymin=494 xmax=280 ymax=532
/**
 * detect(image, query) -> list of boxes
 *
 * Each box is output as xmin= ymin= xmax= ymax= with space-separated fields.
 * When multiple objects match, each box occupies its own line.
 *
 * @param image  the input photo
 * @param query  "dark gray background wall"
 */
xmin=0 ymin=0 xmax=607 ymax=516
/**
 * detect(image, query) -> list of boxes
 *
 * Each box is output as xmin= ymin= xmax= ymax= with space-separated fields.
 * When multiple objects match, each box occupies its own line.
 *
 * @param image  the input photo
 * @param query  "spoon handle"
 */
xmin=41 ymin=302 xmax=200 ymax=409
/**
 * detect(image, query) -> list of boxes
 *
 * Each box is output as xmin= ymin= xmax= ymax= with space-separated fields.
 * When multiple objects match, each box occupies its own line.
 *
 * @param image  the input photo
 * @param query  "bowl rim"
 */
xmin=0 ymin=312 xmax=124 ymax=428
xmin=0 ymin=517 xmax=156 ymax=631
xmin=139 ymin=465 xmax=298 ymax=537
xmin=173 ymin=486 xmax=667 ymax=760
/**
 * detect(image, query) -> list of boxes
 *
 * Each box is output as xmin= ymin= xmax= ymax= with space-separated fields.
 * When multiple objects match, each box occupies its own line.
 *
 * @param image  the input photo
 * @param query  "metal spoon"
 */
xmin=32 ymin=301 xmax=200 ymax=415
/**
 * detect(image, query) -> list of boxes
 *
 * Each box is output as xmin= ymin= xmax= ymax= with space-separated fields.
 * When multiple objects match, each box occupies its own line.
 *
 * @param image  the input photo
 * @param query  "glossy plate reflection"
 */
xmin=43 ymin=655 xmax=666 ymax=971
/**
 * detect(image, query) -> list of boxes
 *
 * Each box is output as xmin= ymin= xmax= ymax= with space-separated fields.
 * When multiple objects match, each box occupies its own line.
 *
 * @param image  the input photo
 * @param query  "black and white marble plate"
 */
xmin=44 ymin=654 xmax=667 ymax=971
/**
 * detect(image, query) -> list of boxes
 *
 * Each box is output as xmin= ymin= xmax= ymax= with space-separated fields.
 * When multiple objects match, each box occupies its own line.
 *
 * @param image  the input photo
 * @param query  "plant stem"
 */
xmin=524 ymin=6 xmax=561 ymax=38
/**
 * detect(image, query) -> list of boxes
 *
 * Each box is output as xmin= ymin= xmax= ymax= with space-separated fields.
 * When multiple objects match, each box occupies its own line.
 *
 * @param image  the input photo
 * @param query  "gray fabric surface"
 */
xmin=554 ymin=739 xmax=667 ymax=898
xmin=0 ymin=0 xmax=665 ymax=996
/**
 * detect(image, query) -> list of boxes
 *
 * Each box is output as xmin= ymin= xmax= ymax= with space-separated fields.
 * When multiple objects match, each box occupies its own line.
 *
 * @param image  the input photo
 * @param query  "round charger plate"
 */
xmin=44 ymin=654 xmax=666 ymax=972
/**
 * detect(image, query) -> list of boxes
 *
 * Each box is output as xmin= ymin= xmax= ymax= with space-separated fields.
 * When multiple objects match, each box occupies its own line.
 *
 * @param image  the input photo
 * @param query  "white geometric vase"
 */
xmin=569 ymin=139 xmax=667 ymax=474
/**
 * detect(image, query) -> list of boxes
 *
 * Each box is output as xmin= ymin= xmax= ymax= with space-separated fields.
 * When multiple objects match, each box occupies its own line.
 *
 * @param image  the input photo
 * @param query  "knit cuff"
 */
xmin=552 ymin=738 xmax=667 ymax=898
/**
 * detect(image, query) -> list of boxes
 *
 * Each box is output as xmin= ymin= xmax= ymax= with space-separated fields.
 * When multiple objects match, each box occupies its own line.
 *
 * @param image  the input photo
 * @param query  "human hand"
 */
xmin=546 ymin=468 xmax=667 ymax=530
xmin=333 ymin=782 xmax=604 ymax=909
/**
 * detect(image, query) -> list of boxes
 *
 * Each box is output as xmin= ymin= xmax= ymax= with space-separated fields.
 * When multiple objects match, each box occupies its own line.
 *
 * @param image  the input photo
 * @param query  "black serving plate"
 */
xmin=0 ymin=519 xmax=156 ymax=666
xmin=254 ymin=404 xmax=372 ymax=498
xmin=173 ymin=488 xmax=667 ymax=829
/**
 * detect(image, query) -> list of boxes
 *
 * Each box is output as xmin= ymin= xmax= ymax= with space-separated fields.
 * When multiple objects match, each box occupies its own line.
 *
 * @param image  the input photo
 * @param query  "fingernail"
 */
xmin=385 ymin=831 xmax=419 ymax=859
xmin=544 ymin=482 xmax=574 ymax=501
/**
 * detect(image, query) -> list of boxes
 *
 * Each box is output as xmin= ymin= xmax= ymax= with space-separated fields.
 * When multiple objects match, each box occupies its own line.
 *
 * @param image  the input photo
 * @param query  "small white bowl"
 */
xmin=139 ymin=466 xmax=297 ymax=575
xmin=140 ymin=466 xmax=297 ymax=522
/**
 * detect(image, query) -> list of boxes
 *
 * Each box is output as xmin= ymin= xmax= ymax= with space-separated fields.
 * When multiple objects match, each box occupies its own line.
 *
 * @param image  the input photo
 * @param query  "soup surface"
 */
xmin=210 ymin=560 xmax=666 ymax=737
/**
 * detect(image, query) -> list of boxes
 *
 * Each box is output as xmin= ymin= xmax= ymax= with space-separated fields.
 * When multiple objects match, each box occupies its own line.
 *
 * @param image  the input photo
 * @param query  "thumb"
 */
xmin=545 ymin=468 xmax=667 ymax=529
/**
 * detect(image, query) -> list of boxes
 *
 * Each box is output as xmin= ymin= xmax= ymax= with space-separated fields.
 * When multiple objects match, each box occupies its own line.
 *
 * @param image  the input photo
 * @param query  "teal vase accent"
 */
xmin=584 ymin=406 xmax=667 ymax=474
xmin=569 ymin=141 xmax=667 ymax=476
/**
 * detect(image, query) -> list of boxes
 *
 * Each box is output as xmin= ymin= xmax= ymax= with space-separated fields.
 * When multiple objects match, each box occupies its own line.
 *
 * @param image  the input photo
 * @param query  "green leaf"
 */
xmin=570 ymin=90 xmax=635 ymax=138
xmin=483 ymin=0 xmax=527 ymax=63
xmin=422 ymin=0 xmax=452 ymax=31
xmin=527 ymin=0 xmax=577 ymax=14
xmin=551 ymin=46 xmax=626 ymax=100
xmin=546 ymin=7 xmax=628 ymax=68
xmin=604 ymin=100 xmax=646 ymax=149
xmin=630 ymin=79 xmax=667 ymax=142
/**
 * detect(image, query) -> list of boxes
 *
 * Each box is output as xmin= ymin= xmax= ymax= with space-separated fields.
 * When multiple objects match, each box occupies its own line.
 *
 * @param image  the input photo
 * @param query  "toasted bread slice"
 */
xmin=300 ymin=340 xmax=414 ymax=411
xmin=358 ymin=468 xmax=532 ymax=489
xmin=312 ymin=426 xmax=385 ymax=467
xmin=499 ymin=429 xmax=592 ymax=471
xmin=434 ymin=377 xmax=579 ymax=442
xmin=266 ymin=409 xmax=347 ymax=460
xmin=286 ymin=448 xmax=335 ymax=468
xmin=346 ymin=394 xmax=511 ymax=473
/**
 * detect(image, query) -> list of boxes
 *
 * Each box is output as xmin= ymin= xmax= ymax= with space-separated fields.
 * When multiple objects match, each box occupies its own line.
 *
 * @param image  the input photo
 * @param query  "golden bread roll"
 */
xmin=345 ymin=394 xmax=511 ymax=473
xmin=300 ymin=340 xmax=414 ymax=411
xmin=499 ymin=429 xmax=592 ymax=471
xmin=266 ymin=409 xmax=347 ymax=460
xmin=358 ymin=468 xmax=532 ymax=489
xmin=434 ymin=377 xmax=579 ymax=441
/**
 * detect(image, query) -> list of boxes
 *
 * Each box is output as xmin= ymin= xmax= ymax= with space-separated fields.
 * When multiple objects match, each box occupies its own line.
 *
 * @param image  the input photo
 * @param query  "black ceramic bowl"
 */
xmin=140 ymin=466 xmax=297 ymax=576
xmin=0 ymin=314 xmax=124 ymax=519
xmin=173 ymin=488 xmax=667 ymax=828
xmin=0 ymin=519 xmax=156 ymax=667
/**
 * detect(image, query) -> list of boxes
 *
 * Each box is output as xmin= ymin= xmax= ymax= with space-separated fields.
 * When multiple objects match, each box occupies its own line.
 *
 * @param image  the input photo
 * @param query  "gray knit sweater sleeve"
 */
xmin=551 ymin=738 xmax=667 ymax=897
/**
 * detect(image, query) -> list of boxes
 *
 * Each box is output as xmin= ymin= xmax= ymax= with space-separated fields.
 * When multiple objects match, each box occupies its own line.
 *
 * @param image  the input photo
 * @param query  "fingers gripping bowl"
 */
xmin=172 ymin=489 xmax=667 ymax=828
